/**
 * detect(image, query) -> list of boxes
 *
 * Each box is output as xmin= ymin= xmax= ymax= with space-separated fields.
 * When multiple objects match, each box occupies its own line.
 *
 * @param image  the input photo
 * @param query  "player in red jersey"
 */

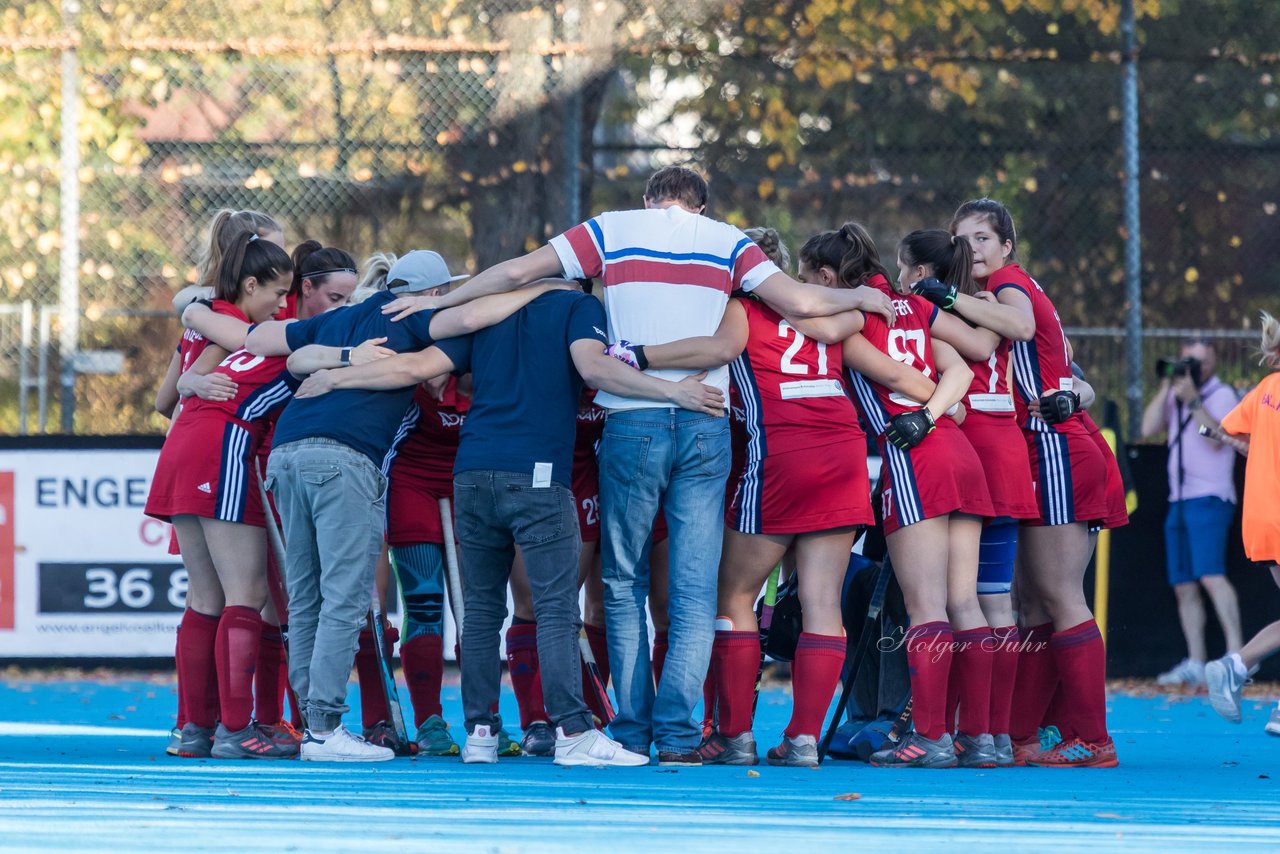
xmin=146 ymin=233 xmax=302 ymax=760
xmin=951 ymin=198 xmax=1120 ymax=768
xmin=809 ymin=223 xmax=993 ymax=768
xmin=900 ymin=228 xmax=1039 ymax=767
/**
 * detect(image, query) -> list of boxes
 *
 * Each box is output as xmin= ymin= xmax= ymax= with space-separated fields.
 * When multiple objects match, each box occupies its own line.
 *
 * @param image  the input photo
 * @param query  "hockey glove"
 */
xmin=885 ymin=408 xmax=936 ymax=451
xmin=911 ymin=277 xmax=958 ymax=310
xmin=1039 ymin=390 xmax=1081 ymax=425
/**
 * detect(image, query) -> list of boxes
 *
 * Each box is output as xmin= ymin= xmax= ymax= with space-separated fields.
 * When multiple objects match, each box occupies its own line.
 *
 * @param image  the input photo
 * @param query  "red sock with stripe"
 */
xmin=584 ymin=622 xmax=610 ymax=686
xmin=988 ymin=625 xmax=1020 ymax=736
xmin=784 ymin=633 xmax=845 ymax=739
xmin=355 ymin=629 xmax=390 ymax=729
xmin=401 ymin=633 xmax=444 ymax=725
xmin=651 ymin=630 xmax=669 ymax=687
xmin=178 ymin=609 xmax=220 ymax=729
xmin=215 ymin=606 xmax=262 ymax=733
xmin=950 ymin=627 xmax=994 ymax=737
xmin=505 ymin=623 xmax=548 ymax=728
xmin=255 ymin=624 xmax=286 ymax=723
xmin=712 ymin=630 xmax=760 ymax=738
xmin=905 ymin=621 xmax=953 ymax=741
xmin=1050 ymin=620 xmax=1109 ymax=744
xmin=1009 ymin=622 xmax=1057 ymax=741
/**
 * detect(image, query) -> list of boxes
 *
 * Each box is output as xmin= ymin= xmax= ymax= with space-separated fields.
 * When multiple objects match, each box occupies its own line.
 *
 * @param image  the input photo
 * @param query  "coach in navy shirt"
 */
xmin=293 ymin=286 xmax=723 ymax=766
xmin=243 ymin=251 xmax=561 ymax=761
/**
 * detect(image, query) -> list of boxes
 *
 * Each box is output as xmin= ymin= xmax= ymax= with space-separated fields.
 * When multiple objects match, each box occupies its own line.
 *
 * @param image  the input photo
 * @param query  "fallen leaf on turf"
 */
xmin=746 ymin=769 xmax=760 ymax=778
xmin=834 ymin=793 xmax=861 ymax=801
xmin=1095 ymin=812 xmax=1131 ymax=820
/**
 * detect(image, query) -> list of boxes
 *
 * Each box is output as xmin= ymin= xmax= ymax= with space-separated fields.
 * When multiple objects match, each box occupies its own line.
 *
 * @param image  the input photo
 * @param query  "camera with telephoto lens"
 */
xmin=1155 ymin=356 xmax=1203 ymax=387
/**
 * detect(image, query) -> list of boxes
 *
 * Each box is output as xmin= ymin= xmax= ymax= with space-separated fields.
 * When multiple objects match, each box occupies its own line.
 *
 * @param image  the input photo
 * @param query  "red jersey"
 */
xmin=847 ymin=274 xmax=940 ymax=433
xmin=390 ymin=380 xmax=471 ymax=498
xmin=574 ymin=388 xmax=606 ymax=472
xmin=994 ymin=264 xmax=1083 ymax=435
xmin=179 ymin=299 xmax=247 ymax=373
xmin=181 ymin=348 xmax=296 ymax=432
xmin=963 ymin=273 xmax=1017 ymax=419
xmin=729 ymin=296 xmax=862 ymax=460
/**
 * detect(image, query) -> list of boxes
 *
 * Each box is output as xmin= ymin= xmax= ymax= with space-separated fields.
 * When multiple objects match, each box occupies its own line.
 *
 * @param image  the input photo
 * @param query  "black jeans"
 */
xmin=453 ymin=470 xmax=592 ymax=735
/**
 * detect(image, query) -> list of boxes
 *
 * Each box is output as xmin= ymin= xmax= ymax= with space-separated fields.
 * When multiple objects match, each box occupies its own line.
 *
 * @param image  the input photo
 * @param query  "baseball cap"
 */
xmin=386 ymin=250 xmax=469 ymax=293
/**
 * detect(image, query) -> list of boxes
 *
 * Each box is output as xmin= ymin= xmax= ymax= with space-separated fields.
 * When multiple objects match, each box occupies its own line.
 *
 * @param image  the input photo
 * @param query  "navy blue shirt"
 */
xmin=438 ymin=291 xmax=607 ymax=486
xmin=273 ymin=291 xmax=436 ymax=469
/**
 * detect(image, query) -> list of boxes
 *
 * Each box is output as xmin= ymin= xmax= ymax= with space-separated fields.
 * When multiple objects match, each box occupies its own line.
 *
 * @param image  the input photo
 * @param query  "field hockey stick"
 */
xmin=578 ymin=627 xmax=616 ymax=724
xmin=817 ymin=554 xmax=893 ymax=764
xmin=887 ymin=696 xmax=914 ymax=743
xmin=438 ymin=497 xmax=465 ymax=646
xmin=749 ymin=564 xmax=783 ymax=718
xmin=253 ymin=459 xmax=303 ymax=728
xmin=368 ymin=589 xmax=412 ymax=755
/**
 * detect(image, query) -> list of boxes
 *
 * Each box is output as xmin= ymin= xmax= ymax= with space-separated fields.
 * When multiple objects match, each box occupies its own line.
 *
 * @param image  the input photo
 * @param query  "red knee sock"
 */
xmin=401 ymin=634 xmax=444 ymax=726
xmin=1009 ymin=622 xmax=1057 ymax=741
xmin=255 ymin=624 xmax=287 ymax=724
xmin=174 ymin=624 xmax=187 ymax=728
xmin=505 ymin=623 xmax=547 ymax=728
xmin=355 ymin=628 xmax=396 ymax=729
xmin=784 ymin=633 xmax=846 ymax=739
xmin=988 ymin=625 xmax=1020 ymax=736
xmin=178 ymin=609 xmax=220 ymax=729
xmin=1051 ymin=620 xmax=1109 ymax=744
xmin=215 ymin=606 xmax=263 ymax=733
xmin=711 ymin=630 xmax=760 ymax=738
xmin=905 ymin=621 xmax=953 ymax=741
xmin=651 ymin=630 xmax=669 ymax=687
xmin=949 ymin=627 xmax=994 ymax=737
xmin=1042 ymin=681 xmax=1074 ymax=738
xmin=584 ymin=622 xmax=610 ymax=687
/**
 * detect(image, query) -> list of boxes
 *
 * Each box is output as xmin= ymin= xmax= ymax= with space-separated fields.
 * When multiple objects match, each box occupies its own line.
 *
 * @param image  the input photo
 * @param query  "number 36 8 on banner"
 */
xmin=38 ymin=563 xmax=187 ymax=614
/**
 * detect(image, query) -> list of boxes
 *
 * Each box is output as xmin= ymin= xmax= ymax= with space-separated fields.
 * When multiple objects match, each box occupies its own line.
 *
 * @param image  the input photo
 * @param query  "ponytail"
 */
xmin=744 ymin=227 xmax=791 ymax=273
xmin=899 ymin=229 xmax=979 ymax=296
xmin=798 ymin=222 xmax=889 ymax=289
xmin=196 ymin=208 xmax=284 ymax=287
xmin=215 ymin=231 xmax=293 ymax=303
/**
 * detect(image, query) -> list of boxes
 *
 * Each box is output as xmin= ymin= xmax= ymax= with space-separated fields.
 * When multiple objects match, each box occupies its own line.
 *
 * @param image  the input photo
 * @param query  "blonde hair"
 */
xmin=348 ymin=251 xmax=396 ymax=304
xmin=744 ymin=226 xmax=791 ymax=273
xmin=195 ymin=209 xmax=283 ymax=287
xmin=1260 ymin=311 xmax=1280 ymax=369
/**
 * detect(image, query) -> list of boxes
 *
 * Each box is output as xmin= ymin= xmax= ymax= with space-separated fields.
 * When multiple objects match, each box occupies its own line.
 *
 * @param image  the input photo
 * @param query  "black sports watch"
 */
xmin=339 ymin=347 xmax=352 ymax=366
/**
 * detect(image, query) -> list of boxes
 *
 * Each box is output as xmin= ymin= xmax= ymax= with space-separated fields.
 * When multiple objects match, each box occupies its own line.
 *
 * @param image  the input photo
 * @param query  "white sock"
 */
xmin=1228 ymin=652 xmax=1248 ymax=680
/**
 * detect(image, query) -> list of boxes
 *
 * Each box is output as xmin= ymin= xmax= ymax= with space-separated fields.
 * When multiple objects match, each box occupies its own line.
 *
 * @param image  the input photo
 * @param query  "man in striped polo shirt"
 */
xmin=385 ymin=166 xmax=893 ymax=763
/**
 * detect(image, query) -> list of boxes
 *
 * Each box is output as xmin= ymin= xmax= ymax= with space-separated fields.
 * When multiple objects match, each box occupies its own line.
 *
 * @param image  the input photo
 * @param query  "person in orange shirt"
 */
xmin=1204 ymin=311 xmax=1280 ymax=736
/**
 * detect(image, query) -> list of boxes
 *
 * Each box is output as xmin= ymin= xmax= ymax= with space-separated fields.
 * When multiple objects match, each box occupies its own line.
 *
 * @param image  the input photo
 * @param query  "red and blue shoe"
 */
xmin=869 ymin=732 xmax=958 ymax=768
xmin=1025 ymin=736 xmax=1119 ymax=768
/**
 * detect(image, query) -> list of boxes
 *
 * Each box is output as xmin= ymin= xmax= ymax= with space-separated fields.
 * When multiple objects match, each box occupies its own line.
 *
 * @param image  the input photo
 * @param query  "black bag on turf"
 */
xmin=756 ymin=574 xmax=802 ymax=662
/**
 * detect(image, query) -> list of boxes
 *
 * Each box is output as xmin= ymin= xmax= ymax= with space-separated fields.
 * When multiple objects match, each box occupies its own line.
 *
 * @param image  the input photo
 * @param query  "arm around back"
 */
xmin=571 ymin=339 xmax=725 ymax=416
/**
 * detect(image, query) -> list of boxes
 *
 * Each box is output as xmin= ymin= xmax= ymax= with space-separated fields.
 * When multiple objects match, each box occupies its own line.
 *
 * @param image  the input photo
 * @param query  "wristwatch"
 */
xmin=339 ymin=347 xmax=352 ymax=366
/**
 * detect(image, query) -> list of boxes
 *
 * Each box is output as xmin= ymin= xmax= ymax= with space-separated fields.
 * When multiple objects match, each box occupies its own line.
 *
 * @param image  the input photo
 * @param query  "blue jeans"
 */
xmin=599 ymin=408 xmax=730 ymax=752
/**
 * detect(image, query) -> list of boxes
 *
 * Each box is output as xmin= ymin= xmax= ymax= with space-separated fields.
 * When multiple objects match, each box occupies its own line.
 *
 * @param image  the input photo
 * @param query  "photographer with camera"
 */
xmin=1140 ymin=340 xmax=1243 ymax=688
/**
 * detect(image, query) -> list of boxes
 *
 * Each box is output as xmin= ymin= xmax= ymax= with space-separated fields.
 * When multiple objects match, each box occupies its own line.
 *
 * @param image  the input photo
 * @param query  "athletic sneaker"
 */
xmin=991 ymin=734 xmax=1015 ymax=768
xmin=698 ymin=731 xmax=758 ymax=766
xmin=462 ymin=725 xmax=500 ymax=764
xmin=952 ymin=732 xmax=999 ymax=768
xmin=869 ymin=732 xmax=958 ymax=768
xmin=165 ymin=726 xmax=182 ymax=756
xmin=363 ymin=720 xmax=407 ymax=752
xmin=497 ymin=727 xmax=523 ymax=757
xmin=554 ymin=727 xmax=649 ymax=767
xmin=415 ymin=715 xmax=460 ymax=756
xmin=1025 ymin=736 xmax=1119 ymax=768
xmin=1156 ymin=657 xmax=1206 ymax=687
xmin=1040 ymin=725 xmax=1062 ymax=751
xmin=1205 ymin=655 xmax=1247 ymax=723
xmin=657 ymin=749 xmax=703 ymax=767
xmin=765 ymin=734 xmax=819 ymax=768
xmin=300 ymin=724 xmax=395 ymax=762
xmin=1265 ymin=706 xmax=1280 ymax=737
xmin=211 ymin=721 xmax=299 ymax=759
xmin=1011 ymin=735 xmax=1039 ymax=767
xmin=520 ymin=721 xmax=555 ymax=757
xmin=260 ymin=720 xmax=303 ymax=750
xmin=175 ymin=722 xmax=214 ymax=758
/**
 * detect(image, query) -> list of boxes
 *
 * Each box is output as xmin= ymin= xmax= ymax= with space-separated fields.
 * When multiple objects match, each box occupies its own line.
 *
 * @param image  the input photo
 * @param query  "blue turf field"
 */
xmin=1 ymin=676 xmax=1278 ymax=852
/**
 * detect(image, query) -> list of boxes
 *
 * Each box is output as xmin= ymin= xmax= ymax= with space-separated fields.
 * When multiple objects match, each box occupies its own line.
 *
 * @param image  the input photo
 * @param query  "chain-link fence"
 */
xmin=2 ymin=1 xmax=1278 ymax=434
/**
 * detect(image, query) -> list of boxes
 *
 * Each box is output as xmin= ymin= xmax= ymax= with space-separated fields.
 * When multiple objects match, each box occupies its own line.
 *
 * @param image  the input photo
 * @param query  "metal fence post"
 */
xmin=1121 ymin=0 xmax=1143 ymax=439
xmin=19 ymin=300 xmax=34 ymax=435
xmin=59 ymin=0 xmax=81 ymax=434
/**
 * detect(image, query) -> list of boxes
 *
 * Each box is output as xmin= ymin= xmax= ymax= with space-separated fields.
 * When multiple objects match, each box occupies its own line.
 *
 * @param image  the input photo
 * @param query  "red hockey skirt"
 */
xmin=877 ymin=421 xmax=994 ymax=536
xmin=1022 ymin=425 xmax=1112 ymax=527
xmin=958 ymin=412 xmax=1038 ymax=520
xmin=729 ymin=441 xmax=874 ymax=536
xmin=145 ymin=414 xmax=266 ymax=527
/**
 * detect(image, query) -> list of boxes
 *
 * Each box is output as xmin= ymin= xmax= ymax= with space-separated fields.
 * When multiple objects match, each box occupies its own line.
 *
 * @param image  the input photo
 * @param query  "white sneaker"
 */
xmin=300 ymin=724 xmax=395 ymax=762
xmin=1205 ymin=656 xmax=1246 ymax=723
xmin=462 ymin=725 xmax=499 ymax=764
xmin=1156 ymin=657 xmax=1206 ymax=687
xmin=1265 ymin=705 xmax=1280 ymax=737
xmin=554 ymin=727 xmax=649 ymax=767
